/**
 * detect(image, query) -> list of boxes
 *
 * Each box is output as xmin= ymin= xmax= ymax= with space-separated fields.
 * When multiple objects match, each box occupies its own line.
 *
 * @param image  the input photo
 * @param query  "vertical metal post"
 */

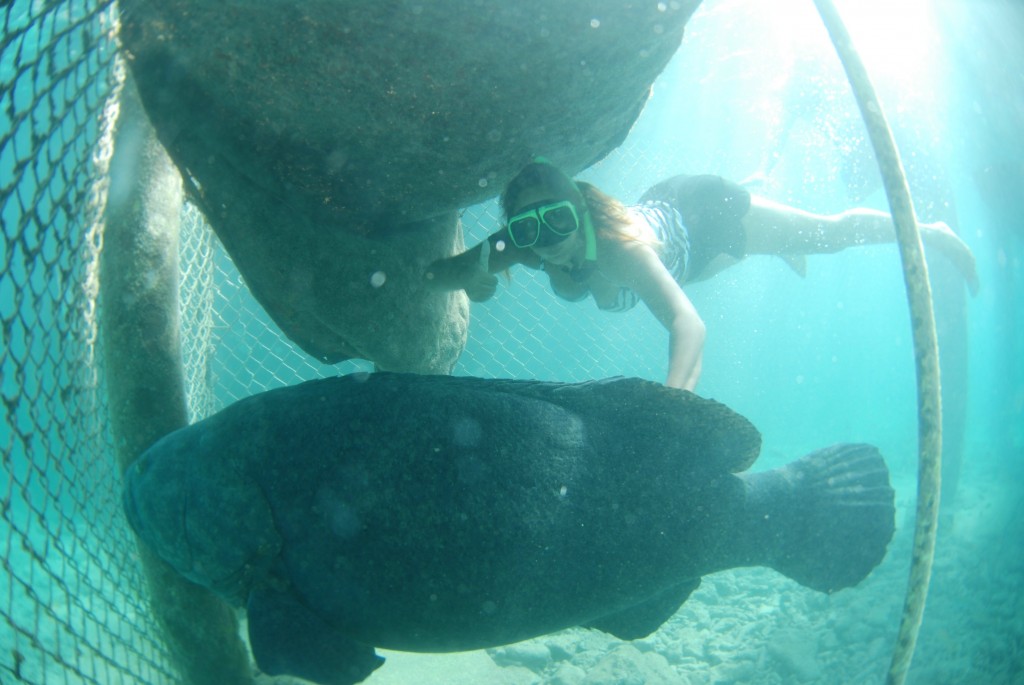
xmin=101 ymin=73 xmax=254 ymax=685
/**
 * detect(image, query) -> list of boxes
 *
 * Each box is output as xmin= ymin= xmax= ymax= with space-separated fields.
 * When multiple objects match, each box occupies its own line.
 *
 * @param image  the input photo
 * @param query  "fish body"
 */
xmin=124 ymin=373 xmax=894 ymax=685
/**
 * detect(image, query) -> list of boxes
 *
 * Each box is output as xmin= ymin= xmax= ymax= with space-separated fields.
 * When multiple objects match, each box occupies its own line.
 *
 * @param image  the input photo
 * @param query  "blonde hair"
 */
xmin=578 ymin=181 xmax=661 ymax=248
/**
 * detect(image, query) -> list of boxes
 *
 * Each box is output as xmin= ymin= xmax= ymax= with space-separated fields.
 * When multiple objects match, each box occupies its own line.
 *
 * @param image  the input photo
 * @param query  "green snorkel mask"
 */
xmin=519 ymin=157 xmax=596 ymax=263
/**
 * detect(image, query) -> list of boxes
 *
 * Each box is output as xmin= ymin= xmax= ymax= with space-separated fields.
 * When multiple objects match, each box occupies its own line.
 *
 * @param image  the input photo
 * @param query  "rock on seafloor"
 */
xmin=117 ymin=0 xmax=700 ymax=371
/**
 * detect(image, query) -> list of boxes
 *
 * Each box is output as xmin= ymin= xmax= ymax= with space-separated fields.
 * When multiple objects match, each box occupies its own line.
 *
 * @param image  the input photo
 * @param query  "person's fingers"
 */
xmin=479 ymin=239 xmax=491 ymax=271
xmin=467 ymin=272 xmax=498 ymax=302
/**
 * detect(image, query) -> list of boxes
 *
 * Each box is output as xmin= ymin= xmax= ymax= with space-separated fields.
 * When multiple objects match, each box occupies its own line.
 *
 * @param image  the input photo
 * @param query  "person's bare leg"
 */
xmin=742 ymin=195 xmax=979 ymax=294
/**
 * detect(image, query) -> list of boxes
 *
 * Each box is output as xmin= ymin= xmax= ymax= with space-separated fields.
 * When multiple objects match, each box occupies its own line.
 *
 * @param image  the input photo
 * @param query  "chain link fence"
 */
xmin=2 ymin=2 xmax=667 ymax=683
xmin=186 ymin=192 xmax=666 ymax=413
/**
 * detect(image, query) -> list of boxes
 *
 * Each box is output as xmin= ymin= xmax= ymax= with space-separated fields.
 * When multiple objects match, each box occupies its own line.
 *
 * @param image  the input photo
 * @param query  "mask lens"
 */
xmin=541 ymin=204 xmax=579 ymax=234
xmin=508 ymin=215 xmax=541 ymax=247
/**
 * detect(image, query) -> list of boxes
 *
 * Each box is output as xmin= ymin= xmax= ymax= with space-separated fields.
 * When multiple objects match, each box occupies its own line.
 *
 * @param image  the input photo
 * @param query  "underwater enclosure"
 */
xmin=2 ymin=1 xmax=1023 ymax=684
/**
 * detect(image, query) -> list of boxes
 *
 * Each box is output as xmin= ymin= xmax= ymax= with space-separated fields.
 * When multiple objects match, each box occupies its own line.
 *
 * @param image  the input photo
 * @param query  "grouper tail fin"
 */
xmin=747 ymin=443 xmax=895 ymax=593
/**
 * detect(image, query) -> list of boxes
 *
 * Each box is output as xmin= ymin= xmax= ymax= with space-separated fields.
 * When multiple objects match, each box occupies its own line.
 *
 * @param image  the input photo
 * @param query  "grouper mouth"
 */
xmin=182 ymin=483 xmax=284 ymax=604
xmin=122 ymin=429 xmax=283 ymax=604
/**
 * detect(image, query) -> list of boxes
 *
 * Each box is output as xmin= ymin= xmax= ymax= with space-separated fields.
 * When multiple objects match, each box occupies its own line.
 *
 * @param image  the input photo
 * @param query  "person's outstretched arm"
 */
xmin=425 ymin=230 xmax=541 ymax=302
xmin=604 ymin=242 xmax=706 ymax=392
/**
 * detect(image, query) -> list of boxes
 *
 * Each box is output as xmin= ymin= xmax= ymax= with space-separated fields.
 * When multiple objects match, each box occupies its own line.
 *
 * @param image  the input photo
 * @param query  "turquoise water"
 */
xmin=446 ymin=4 xmax=1023 ymax=681
xmin=2 ymin=0 xmax=1022 ymax=683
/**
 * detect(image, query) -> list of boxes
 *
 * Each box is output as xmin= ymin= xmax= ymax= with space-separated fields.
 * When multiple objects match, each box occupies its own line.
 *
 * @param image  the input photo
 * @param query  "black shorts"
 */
xmin=638 ymin=174 xmax=751 ymax=280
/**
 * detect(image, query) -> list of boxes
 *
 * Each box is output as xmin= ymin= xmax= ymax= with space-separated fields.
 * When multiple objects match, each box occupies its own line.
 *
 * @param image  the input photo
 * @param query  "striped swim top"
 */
xmin=599 ymin=200 xmax=690 ymax=312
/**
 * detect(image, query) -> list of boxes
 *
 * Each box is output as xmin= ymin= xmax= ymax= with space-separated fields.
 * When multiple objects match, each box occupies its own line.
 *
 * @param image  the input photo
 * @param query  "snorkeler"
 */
xmin=425 ymin=160 xmax=979 ymax=391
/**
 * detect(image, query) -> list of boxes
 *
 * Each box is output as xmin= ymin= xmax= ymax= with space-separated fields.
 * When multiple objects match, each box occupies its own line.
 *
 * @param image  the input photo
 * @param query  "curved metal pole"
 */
xmin=810 ymin=2 xmax=943 ymax=684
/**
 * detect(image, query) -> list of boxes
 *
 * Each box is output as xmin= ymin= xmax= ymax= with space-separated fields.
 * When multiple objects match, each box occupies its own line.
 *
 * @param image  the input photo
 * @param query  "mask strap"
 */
xmin=582 ymin=211 xmax=597 ymax=262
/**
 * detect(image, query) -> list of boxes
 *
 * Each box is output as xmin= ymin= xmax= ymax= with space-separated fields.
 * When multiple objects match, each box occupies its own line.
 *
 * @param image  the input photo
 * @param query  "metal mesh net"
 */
xmin=2 ymin=1 xmax=177 ymax=683
xmin=2 ymin=2 xmax=668 ymax=683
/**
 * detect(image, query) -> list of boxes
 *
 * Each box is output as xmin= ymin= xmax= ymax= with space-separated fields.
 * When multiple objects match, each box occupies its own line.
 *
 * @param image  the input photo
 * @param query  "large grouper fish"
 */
xmin=123 ymin=372 xmax=895 ymax=685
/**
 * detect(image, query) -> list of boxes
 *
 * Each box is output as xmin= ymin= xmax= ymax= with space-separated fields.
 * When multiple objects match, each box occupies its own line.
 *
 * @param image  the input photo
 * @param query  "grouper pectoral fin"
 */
xmin=247 ymin=588 xmax=383 ymax=685
xmin=584 ymin=578 xmax=701 ymax=640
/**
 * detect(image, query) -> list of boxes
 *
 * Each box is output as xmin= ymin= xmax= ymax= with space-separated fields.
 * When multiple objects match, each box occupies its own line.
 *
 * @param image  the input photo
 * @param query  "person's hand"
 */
xmin=424 ymin=241 xmax=499 ymax=302
xmin=463 ymin=268 xmax=498 ymax=302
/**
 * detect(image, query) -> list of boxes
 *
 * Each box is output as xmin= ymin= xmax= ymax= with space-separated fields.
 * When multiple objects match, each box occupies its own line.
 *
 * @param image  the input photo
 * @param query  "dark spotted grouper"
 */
xmin=123 ymin=373 xmax=894 ymax=685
